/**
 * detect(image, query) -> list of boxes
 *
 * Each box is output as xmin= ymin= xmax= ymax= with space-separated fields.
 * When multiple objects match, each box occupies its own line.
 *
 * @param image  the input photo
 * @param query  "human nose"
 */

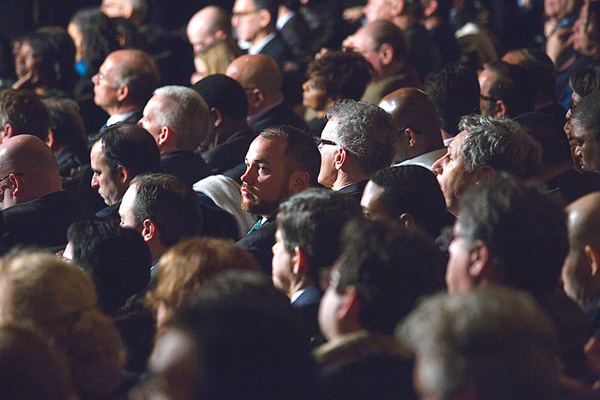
xmin=432 ymin=157 xmax=444 ymax=175
xmin=91 ymin=172 xmax=99 ymax=188
xmin=241 ymin=165 xmax=255 ymax=183
xmin=92 ymin=73 xmax=99 ymax=85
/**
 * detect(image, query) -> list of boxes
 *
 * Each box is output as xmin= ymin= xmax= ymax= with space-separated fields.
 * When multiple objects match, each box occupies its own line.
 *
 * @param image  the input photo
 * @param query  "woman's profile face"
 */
xmin=574 ymin=1 xmax=600 ymax=57
xmin=14 ymin=42 xmax=43 ymax=81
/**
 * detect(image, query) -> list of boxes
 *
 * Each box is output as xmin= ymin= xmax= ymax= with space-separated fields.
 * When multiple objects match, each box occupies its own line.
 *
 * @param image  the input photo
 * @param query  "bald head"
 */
xmin=0 ymin=135 xmax=62 ymax=207
xmin=226 ymin=54 xmax=283 ymax=115
xmin=379 ymin=87 xmax=443 ymax=161
xmin=187 ymin=6 xmax=231 ymax=53
xmin=107 ymin=49 xmax=159 ymax=107
xmin=566 ymin=193 xmax=600 ymax=251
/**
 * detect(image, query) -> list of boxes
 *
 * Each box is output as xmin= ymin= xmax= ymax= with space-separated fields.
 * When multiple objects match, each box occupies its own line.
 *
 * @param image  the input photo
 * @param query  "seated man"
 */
xmin=118 ymin=173 xmax=203 ymax=271
xmin=0 ymin=88 xmax=50 ymax=142
xmin=378 ymin=87 xmax=446 ymax=168
xmin=138 ymin=85 xmax=212 ymax=186
xmin=236 ymin=125 xmax=320 ymax=274
xmin=447 ymin=175 xmax=592 ymax=381
xmin=318 ymin=99 xmax=396 ymax=200
xmin=273 ymin=188 xmax=362 ymax=345
xmin=361 ymin=165 xmax=454 ymax=239
xmin=432 ymin=114 xmax=542 ymax=215
xmin=314 ymin=218 xmax=445 ymax=399
xmin=400 ymin=287 xmax=560 ymax=400
xmin=570 ymin=90 xmax=600 ymax=174
xmin=0 ymin=135 xmax=82 ymax=254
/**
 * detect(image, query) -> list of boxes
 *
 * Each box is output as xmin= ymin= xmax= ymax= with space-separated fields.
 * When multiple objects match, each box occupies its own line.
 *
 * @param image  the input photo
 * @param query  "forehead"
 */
xmin=90 ymin=141 xmax=106 ymax=162
xmin=246 ymin=135 xmax=287 ymax=161
xmin=234 ymin=0 xmax=255 ymax=10
xmin=448 ymin=131 xmax=467 ymax=153
xmin=352 ymin=27 xmax=374 ymax=51
xmin=321 ymin=117 xmax=340 ymax=140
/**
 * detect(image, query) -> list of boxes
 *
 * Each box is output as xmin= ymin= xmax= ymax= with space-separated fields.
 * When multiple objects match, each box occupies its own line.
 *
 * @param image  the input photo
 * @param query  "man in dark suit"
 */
xmin=226 ymin=54 xmax=307 ymax=134
xmin=232 ymin=0 xmax=295 ymax=70
xmin=273 ymin=188 xmax=362 ymax=346
xmin=0 ymin=135 xmax=82 ymax=254
xmin=236 ymin=125 xmax=320 ymax=274
xmin=90 ymin=123 xmax=161 ymax=223
xmin=138 ymin=85 xmax=212 ymax=186
xmin=318 ymin=100 xmax=396 ymax=200
xmin=93 ymin=49 xmax=159 ymax=131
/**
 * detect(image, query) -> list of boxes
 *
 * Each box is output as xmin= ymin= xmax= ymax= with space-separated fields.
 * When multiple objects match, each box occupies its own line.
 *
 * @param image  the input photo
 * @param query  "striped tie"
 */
xmin=247 ymin=219 xmax=263 ymax=235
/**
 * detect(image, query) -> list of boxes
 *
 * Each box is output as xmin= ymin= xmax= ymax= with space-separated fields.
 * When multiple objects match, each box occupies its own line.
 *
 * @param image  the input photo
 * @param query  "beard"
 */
xmin=240 ymin=183 xmax=289 ymax=216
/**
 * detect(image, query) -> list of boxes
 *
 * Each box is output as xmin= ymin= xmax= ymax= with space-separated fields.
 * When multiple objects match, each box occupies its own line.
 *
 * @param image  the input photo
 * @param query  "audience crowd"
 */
xmin=4 ymin=0 xmax=600 ymax=399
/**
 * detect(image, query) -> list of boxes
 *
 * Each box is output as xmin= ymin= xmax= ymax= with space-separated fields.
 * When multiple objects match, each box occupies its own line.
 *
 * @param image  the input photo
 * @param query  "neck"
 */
xmin=332 ymin=170 xmax=370 ymax=191
xmin=107 ymin=103 xmax=139 ymax=117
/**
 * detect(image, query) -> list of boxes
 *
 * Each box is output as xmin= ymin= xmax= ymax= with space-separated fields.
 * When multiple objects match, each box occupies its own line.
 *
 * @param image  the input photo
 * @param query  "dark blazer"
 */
xmin=202 ymin=128 xmax=258 ymax=175
xmin=279 ymin=13 xmax=313 ymax=62
xmin=236 ymin=215 xmax=277 ymax=275
xmin=100 ymin=110 xmax=143 ymax=132
xmin=259 ymin=33 xmax=296 ymax=71
xmin=251 ymin=102 xmax=308 ymax=134
xmin=293 ymin=285 xmax=324 ymax=348
xmin=160 ymin=151 xmax=212 ymax=187
xmin=337 ymin=180 xmax=368 ymax=201
xmin=96 ymin=201 xmax=121 ymax=226
xmin=0 ymin=190 xmax=82 ymax=254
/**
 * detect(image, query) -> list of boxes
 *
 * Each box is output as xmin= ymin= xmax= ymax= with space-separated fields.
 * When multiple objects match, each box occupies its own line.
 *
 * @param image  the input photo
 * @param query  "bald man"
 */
xmin=187 ymin=6 xmax=234 ymax=53
xmin=0 ymin=135 xmax=81 ymax=254
xmin=378 ymin=87 xmax=445 ymax=168
xmin=226 ymin=54 xmax=306 ymax=133
xmin=93 ymin=49 xmax=159 ymax=130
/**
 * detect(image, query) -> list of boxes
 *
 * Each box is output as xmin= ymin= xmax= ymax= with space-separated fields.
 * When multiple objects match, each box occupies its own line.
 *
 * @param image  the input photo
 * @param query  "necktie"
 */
xmin=247 ymin=219 xmax=263 ymax=235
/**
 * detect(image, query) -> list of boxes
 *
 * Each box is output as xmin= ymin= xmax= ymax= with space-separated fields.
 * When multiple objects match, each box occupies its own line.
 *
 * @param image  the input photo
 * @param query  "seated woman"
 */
xmin=302 ymin=50 xmax=372 ymax=137
xmin=190 ymin=40 xmax=242 ymax=85
xmin=146 ymin=236 xmax=259 ymax=327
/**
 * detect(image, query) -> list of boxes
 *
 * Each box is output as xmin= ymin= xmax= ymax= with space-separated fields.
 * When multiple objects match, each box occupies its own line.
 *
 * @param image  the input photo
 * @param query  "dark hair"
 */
xmin=485 ymin=60 xmax=537 ymax=118
xmin=584 ymin=0 xmax=600 ymax=47
xmin=20 ymin=28 xmax=77 ymax=93
xmin=459 ymin=174 xmax=567 ymax=296
xmin=506 ymin=48 xmax=556 ymax=101
xmin=90 ymin=123 xmax=160 ymax=176
xmin=571 ymin=89 xmax=600 ymax=139
xmin=70 ymin=8 xmax=119 ymax=69
xmin=170 ymin=271 xmax=317 ymax=400
xmin=277 ymin=188 xmax=362 ymax=281
xmin=306 ymin=50 xmax=372 ymax=101
xmin=67 ymin=218 xmax=151 ymax=315
xmin=334 ymin=219 xmax=446 ymax=334
xmin=43 ymin=98 xmax=87 ymax=158
xmin=192 ymin=74 xmax=248 ymax=121
xmin=0 ymin=89 xmax=49 ymax=141
xmin=514 ymin=112 xmax=572 ymax=167
xmin=403 ymin=0 xmax=424 ymax=17
xmin=424 ymin=65 xmax=480 ymax=137
xmin=569 ymin=64 xmax=600 ymax=96
xmin=131 ymin=173 xmax=203 ymax=247
xmin=260 ymin=125 xmax=321 ymax=186
xmin=369 ymin=20 xmax=409 ymax=63
xmin=370 ymin=165 xmax=453 ymax=238
xmin=252 ymin=0 xmax=279 ymax=23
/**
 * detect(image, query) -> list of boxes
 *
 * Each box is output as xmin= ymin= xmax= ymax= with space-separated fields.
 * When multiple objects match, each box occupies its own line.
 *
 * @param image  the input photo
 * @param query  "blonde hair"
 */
xmin=147 ymin=237 xmax=260 ymax=325
xmin=194 ymin=40 xmax=242 ymax=78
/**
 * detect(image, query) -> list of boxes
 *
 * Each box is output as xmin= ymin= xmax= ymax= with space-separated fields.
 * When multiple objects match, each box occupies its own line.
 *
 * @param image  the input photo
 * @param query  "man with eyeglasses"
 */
xmin=378 ymin=87 xmax=445 ymax=168
xmin=231 ymin=0 xmax=294 ymax=70
xmin=93 ymin=49 xmax=159 ymax=132
xmin=317 ymin=99 xmax=396 ymax=200
xmin=0 ymin=135 xmax=82 ymax=254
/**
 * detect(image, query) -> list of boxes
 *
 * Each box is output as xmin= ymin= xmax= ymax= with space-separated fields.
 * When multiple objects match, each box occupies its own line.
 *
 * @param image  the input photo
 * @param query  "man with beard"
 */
xmin=236 ymin=125 xmax=321 ymax=274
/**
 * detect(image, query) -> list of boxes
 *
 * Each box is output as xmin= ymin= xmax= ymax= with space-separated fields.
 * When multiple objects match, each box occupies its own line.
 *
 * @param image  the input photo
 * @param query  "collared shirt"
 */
xmin=248 ymin=32 xmax=276 ymax=55
xmin=105 ymin=110 xmax=140 ymax=127
xmin=291 ymin=288 xmax=307 ymax=304
xmin=394 ymin=148 xmax=448 ymax=171
xmin=276 ymin=11 xmax=295 ymax=30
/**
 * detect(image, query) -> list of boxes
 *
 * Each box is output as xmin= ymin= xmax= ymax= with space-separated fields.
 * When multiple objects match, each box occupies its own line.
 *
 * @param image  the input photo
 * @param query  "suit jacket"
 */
xmin=360 ymin=66 xmax=421 ymax=105
xmin=404 ymin=23 xmax=442 ymax=81
xmin=259 ymin=34 xmax=296 ymax=71
xmin=101 ymin=110 xmax=143 ymax=132
xmin=293 ymin=285 xmax=324 ymax=348
xmin=236 ymin=215 xmax=277 ymax=275
xmin=201 ymin=128 xmax=258 ymax=175
xmin=279 ymin=12 xmax=313 ymax=62
xmin=251 ymin=102 xmax=308 ymax=134
xmin=0 ymin=190 xmax=82 ymax=254
xmin=337 ymin=180 xmax=368 ymax=201
xmin=96 ymin=201 xmax=121 ymax=226
xmin=160 ymin=151 xmax=212 ymax=187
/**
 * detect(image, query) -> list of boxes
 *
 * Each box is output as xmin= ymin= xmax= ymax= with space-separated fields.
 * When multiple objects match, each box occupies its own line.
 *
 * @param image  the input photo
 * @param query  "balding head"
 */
xmin=0 ymin=135 xmax=62 ymax=209
xmin=564 ymin=192 xmax=600 ymax=304
xmin=187 ymin=6 xmax=231 ymax=53
xmin=226 ymin=54 xmax=283 ymax=116
xmin=379 ymin=87 xmax=443 ymax=162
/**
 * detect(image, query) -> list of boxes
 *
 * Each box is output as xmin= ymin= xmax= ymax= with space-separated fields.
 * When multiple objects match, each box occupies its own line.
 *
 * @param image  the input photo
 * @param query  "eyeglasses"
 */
xmin=0 ymin=172 xmax=23 ymax=183
xmin=314 ymin=137 xmax=338 ymax=147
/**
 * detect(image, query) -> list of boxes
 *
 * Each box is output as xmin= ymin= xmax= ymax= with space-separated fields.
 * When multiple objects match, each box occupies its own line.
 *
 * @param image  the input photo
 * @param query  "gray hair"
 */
xmin=458 ymin=114 xmax=542 ymax=178
xmin=153 ymin=85 xmax=211 ymax=151
xmin=399 ymin=287 xmax=559 ymax=400
xmin=326 ymin=99 xmax=396 ymax=174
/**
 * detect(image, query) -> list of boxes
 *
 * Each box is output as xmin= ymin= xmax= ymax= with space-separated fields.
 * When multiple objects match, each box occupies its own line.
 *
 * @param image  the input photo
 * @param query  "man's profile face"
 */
xmin=232 ymin=0 xmax=262 ymax=43
xmin=317 ymin=118 xmax=341 ymax=188
xmin=571 ymin=119 xmax=600 ymax=173
xmin=92 ymin=54 xmax=120 ymax=112
xmin=431 ymin=131 xmax=477 ymax=215
xmin=90 ymin=141 xmax=125 ymax=206
xmin=271 ymin=228 xmax=294 ymax=295
xmin=118 ymin=183 xmax=139 ymax=231
xmin=139 ymin=95 xmax=166 ymax=147
xmin=344 ymin=27 xmax=383 ymax=78
xmin=360 ymin=181 xmax=391 ymax=220
xmin=241 ymin=135 xmax=291 ymax=217
xmin=187 ymin=22 xmax=215 ymax=54
xmin=446 ymin=220 xmax=477 ymax=295
xmin=478 ymin=68 xmax=497 ymax=117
